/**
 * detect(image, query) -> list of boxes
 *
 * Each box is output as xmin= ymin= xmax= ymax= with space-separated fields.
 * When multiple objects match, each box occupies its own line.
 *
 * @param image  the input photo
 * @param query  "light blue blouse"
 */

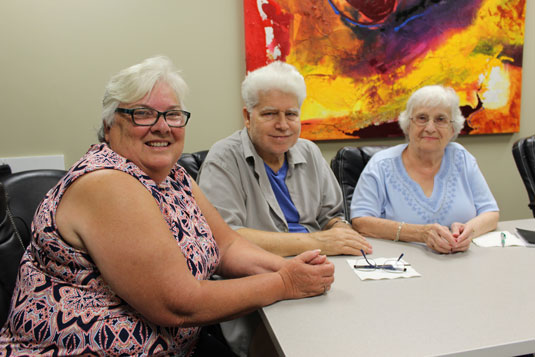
xmin=350 ymin=143 xmax=498 ymax=226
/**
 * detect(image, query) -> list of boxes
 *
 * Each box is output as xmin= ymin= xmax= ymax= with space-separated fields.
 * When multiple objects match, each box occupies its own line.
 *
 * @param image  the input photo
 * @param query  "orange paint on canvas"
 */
xmin=244 ymin=0 xmax=526 ymax=140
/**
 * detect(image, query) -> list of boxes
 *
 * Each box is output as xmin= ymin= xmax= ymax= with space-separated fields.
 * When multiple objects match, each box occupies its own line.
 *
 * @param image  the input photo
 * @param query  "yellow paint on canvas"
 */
xmin=277 ymin=0 xmax=525 ymax=138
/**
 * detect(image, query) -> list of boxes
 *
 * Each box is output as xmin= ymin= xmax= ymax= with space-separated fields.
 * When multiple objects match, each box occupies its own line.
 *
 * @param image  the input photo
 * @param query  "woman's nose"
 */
xmin=424 ymin=119 xmax=437 ymax=130
xmin=150 ymin=114 xmax=171 ymax=133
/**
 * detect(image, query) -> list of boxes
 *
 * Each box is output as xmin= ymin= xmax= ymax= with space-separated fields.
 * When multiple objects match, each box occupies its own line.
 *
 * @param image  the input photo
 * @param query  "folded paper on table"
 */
xmin=347 ymin=258 xmax=421 ymax=281
xmin=472 ymin=231 xmax=525 ymax=247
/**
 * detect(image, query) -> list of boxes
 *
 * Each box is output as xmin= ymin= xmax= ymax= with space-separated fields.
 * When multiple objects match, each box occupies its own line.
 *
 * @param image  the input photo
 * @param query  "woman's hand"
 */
xmin=277 ymin=250 xmax=335 ymax=299
xmin=421 ymin=224 xmax=457 ymax=253
xmin=450 ymin=222 xmax=474 ymax=252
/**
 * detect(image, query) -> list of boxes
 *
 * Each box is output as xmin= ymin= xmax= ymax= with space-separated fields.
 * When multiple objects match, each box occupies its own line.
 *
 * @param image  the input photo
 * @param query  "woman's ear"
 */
xmin=103 ymin=122 xmax=111 ymax=143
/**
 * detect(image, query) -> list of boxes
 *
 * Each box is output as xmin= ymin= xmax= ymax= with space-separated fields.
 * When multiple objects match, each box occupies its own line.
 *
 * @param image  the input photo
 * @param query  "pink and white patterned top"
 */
xmin=0 ymin=143 xmax=220 ymax=356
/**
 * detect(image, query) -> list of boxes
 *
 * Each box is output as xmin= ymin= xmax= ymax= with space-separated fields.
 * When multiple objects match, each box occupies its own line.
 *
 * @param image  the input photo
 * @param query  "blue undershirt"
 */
xmin=264 ymin=160 xmax=308 ymax=233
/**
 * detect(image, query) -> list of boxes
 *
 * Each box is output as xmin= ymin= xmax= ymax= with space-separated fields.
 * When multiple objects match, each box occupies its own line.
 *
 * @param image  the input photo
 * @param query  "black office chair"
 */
xmin=330 ymin=146 xmax=388 ymax=220
xmin=178 ymin=150 xmax=209 ymax=181
xmin=512 ymin=136 xmax=535 ymax=217
xmin=0 ymin=169 xmax=67 ymax=247
xmin=0 ymin=183 xmax=24 ymax=327
xmin=0 ymin=164 xmax=11 ymax=179
xmin=0 ymin=169 xmax=66 ymax=326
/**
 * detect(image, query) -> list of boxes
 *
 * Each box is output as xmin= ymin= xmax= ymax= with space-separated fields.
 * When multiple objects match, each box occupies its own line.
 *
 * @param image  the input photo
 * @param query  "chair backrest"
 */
xmin=178 ymin=150 xmax=208 ymax=181
xmin=0 ymin=169 xmax=65 ymax=326
xmin=512 ymin=137 xmax=535 ymax=217
xmin=0 ymin=164 xmax=11 ymax=179
xmin=330 ymin=146 xmax=388 ymax=220
xmin=0 ymin=169 xmax=67 ymax=247
xmin=0 ymin=183 xmax=24 ymax=326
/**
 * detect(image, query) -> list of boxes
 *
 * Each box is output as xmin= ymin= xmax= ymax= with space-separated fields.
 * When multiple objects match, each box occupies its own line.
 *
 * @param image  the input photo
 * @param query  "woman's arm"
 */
xmin=56 ymin=170 xmax=333 ymax=328
xmin=450 ymin=211 xmax=499 ymax=252
xmin=353 ymin=216 xmax=457 ymax=254
xmin=449 ymin=149 xmax=500 ymax=251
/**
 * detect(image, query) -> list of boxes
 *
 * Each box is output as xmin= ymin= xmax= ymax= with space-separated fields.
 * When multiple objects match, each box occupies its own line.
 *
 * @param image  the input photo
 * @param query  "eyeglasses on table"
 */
xmin=353 ymin=249 xmax=410 ymax=273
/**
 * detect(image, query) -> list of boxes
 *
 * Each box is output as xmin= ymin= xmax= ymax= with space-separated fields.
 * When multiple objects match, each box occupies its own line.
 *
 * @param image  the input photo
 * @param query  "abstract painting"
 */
xmin=244 ymin=0 xmax=526 ymax=140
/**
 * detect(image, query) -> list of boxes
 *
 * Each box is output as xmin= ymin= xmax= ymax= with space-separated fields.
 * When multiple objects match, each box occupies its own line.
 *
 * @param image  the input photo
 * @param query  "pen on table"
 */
xmin=501 ymin=232 xmax=506 ymax=248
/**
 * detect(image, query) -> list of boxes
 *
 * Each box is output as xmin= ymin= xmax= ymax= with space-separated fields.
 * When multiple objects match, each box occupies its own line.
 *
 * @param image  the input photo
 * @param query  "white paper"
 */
xmin=347 ymin=257 xmax=421 ymax=280
xmin=472 ymin=231 xmax=525 ymax=247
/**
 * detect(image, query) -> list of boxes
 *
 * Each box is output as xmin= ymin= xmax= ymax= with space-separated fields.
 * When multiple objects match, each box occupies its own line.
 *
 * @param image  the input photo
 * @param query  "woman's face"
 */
xmin=407 ymin=105 xmax=455 ymax=155
xmin=104 ymin=81 xmax=185 ymax=183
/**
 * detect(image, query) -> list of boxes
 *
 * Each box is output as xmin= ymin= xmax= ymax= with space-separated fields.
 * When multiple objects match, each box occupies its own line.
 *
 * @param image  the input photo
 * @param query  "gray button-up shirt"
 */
xmin=198 ymin=128 xmax=344 ymax=232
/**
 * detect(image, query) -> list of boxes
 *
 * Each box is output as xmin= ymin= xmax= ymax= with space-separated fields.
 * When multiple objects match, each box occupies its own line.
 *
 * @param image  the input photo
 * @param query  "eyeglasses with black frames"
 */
xmin=116 ymin=107 xmax=191 ymax=128
xmin=410 ymin=114 xmax=451 ymax=128
xmin=353 ymin=249 xmax=409 ymax=273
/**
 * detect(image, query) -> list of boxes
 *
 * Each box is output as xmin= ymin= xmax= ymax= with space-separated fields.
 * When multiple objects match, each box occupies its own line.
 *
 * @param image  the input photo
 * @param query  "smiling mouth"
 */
xmin=146 ymin=142 xmax=170 ymax=147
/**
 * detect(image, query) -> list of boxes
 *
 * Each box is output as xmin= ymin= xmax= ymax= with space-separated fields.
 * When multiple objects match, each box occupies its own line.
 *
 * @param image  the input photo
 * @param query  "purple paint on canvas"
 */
xmin=331 ymin=0 xmax=485 ymax=79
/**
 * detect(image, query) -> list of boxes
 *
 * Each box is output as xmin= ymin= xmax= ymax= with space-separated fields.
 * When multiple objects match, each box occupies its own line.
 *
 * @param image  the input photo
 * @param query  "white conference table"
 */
xmin=260 ymin=219 xmax=535 ymax=357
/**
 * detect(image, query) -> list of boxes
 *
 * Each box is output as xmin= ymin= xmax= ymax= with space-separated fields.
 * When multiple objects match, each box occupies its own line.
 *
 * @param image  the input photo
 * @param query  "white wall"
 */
xmin=0 ymin=0 xmax=533 ymax=220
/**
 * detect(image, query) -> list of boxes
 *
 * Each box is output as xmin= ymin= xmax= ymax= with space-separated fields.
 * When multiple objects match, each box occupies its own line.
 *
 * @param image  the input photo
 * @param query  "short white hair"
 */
xmin=398 ymin=85 xmax=465 ymax=141
xmin=241 ymin=61 xmax=306 ymax=112
xmin=98 ymin=55 xmax=188 ymax=142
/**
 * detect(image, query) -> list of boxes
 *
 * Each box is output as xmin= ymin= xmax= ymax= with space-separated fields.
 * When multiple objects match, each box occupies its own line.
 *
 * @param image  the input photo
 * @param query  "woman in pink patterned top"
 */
xmin=0 ymin=56 xmax=334 ymax=356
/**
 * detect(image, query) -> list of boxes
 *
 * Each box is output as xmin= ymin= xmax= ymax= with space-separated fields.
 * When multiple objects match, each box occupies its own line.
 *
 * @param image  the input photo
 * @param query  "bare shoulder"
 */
xmin=69 ymin=169 xmax=145 ymax=192
xmin=60 ymin=169 xmax=153 ymax=217
xmin=57 ymin=169 xmax=158 ymax=250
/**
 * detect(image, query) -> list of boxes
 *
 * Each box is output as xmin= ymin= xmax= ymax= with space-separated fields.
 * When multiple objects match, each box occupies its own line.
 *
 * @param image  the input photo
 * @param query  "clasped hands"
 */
xmin=278 ymin=249 xmax=335 ymax=299
xmin=422 ymin=222 xmax=474 ymax=253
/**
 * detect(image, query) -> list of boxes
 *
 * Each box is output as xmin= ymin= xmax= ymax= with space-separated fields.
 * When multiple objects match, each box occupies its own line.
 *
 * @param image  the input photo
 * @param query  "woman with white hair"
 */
xmin=350 ymin=85 xmax=499 ymax=253
xmin=0 ymin=56 xmax=334 ymax=356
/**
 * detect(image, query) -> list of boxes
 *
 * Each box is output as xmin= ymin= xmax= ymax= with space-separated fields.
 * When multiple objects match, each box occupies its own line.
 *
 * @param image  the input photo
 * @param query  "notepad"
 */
xmin=472 ymin=231 xmax=525 ymax=247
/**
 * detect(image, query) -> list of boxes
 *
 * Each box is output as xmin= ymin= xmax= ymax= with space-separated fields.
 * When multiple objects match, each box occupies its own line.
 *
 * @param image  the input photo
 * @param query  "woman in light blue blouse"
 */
xmin=350 ymin=85 xmax=499 ymax=253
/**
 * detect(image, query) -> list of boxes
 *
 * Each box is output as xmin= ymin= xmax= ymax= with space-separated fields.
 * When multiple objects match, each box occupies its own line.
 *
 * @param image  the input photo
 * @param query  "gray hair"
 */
xmin=98 ymin=55 xmax=188 ymax=142
xmin=241 ymin=61 xmax=306 ymax=112
xmin=398 ymin=85 xmax=465 ymax=141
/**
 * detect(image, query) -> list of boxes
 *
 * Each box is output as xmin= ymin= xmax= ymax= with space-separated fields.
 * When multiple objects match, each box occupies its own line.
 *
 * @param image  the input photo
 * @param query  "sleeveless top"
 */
xmin=0 ymin=143 xmax=220 ymax=356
